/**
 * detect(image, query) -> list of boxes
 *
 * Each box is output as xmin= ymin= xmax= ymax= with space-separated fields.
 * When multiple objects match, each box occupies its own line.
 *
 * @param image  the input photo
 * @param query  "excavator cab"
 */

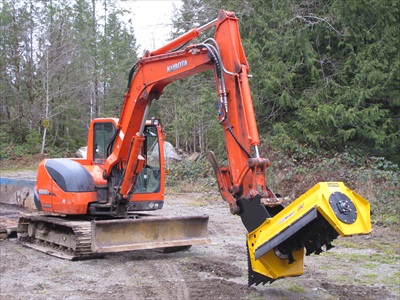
xmin=85 ymin=117 xmax=166 ymax=213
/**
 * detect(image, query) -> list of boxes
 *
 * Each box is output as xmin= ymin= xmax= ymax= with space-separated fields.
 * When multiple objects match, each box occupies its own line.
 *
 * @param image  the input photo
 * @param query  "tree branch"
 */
xmin=288 ymin=15 xmax=344 ymax=36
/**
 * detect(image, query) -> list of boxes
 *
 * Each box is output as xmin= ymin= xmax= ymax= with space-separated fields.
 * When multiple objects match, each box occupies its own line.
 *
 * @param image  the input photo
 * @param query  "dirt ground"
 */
xmin=0 ymin=188 xmax=399 ymax=300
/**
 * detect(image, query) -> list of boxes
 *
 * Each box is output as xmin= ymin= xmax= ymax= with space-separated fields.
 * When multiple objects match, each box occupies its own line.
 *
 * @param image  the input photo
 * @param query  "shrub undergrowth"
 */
xmin=166 ymin=137 xmax=399 ymax=227
xmin=1 ymin=136 xmax=398 ymax=227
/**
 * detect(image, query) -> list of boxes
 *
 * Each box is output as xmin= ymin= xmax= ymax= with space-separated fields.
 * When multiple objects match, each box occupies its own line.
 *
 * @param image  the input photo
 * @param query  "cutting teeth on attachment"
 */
xmin=245 ymin=182 xmax=371 ymax=286
xmin=247 ymin=243 xmax=275 ymax=286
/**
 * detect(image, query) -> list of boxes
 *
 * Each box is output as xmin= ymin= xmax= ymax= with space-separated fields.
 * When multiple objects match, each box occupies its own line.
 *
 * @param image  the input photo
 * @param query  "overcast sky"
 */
xmin=121 ymin=0 xmax=182 ymax=54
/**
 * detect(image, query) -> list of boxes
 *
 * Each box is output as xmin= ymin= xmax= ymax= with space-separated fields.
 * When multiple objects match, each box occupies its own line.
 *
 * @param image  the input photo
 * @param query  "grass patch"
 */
xmin=247 ymin=292 xmax=265 ymax=300
xmin=336 ymin=252 xmax=399 ymax=265
xmin=335 ymin=240 xmax=364 ymax=249
xmin=321 ymin=250 xmax=399 ymax=272
xmin=382 ymin=271 xmax=400 ymax=286
xmin=323 ymin=251 xmax=341 ymax=258
xmin=287 ymin=283 xmax=306 ymax=293
xmin=368 ymin=241 xmax=400 ymax=256
xmin=369 ymin=253 xmax=398 ymax=265
xmin=328 ymin=272 xmax=378 ymax=285
xmin=362 ymin=262 xmax=378 ymax=269
xmin=346 ymin=253 xmax=368 ymax=263
xmin=363 ymin=273 xmax=378 ymax=279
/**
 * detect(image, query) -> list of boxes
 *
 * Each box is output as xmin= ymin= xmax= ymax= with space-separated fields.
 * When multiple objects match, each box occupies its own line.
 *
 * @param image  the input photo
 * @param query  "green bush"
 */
xmin=167 ymin=159 xmax=214 ymax=182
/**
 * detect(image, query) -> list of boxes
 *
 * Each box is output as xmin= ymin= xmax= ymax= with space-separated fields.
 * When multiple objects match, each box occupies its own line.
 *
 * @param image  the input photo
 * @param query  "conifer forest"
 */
xmin=1 ymin=0 xmax=399 ymax=164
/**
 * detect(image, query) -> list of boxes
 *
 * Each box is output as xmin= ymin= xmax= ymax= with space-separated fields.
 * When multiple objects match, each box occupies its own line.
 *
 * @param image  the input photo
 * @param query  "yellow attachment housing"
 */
xmin=247 ymin=182 xmax=371 ymax=282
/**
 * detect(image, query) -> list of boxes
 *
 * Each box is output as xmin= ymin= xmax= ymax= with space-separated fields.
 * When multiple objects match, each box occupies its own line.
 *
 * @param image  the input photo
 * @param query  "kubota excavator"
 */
xmin=17 ymin=10 xmax=371 ymax=286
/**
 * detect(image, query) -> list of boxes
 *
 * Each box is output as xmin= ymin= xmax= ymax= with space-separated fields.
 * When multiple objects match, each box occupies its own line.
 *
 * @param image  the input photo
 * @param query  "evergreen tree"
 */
xmin=237 ymin=0 xmax=399 ymax=162
xmin=1 ymin=0 xmax=398 ymax=164
xmin=98 ymin=8 xmax=138 ymax=117
xmin=152 ymin=0 xmax=239 ymax=155
xmin=0 ymin=0 xmax=139 ymax=156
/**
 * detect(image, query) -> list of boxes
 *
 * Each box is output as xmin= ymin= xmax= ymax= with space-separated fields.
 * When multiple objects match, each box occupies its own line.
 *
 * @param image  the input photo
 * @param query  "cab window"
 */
xmin=93 ymin=122 xmax=116 ymax=165
xmin=133 ymin=126 xmax=161 ymax=193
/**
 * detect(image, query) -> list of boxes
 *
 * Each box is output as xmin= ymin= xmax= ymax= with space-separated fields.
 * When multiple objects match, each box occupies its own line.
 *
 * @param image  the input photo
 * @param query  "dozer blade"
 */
xmin=247 ymin=182 xmax=371 ymax=285
xmin=91 ymin=215 xmax=210 ymax=253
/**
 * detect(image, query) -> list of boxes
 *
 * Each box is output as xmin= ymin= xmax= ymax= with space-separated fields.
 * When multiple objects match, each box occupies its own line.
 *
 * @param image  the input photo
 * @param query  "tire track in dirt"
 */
xmin=112 ymin=249 xmax=192 ymax=300
xmin=159 ymin=261 xmax=190 ymax=300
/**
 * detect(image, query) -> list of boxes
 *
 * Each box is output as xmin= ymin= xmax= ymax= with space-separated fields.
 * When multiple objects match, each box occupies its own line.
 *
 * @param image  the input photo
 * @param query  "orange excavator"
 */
xmin=18 ymin=10 xmax=371 ymax=286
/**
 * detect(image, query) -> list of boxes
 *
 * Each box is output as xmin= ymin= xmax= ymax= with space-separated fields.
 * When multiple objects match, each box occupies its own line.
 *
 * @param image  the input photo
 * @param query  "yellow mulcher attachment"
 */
xmin=247 ymin=182 xmax=371 ymax=285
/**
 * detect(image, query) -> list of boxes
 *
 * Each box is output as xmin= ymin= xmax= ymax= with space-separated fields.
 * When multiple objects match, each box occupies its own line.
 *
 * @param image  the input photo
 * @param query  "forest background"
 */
xmin=0 ymin=0 xmax=399 ymax=225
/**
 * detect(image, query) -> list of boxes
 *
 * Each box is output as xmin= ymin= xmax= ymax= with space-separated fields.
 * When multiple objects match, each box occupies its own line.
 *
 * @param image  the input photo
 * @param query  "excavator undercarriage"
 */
xmin=18 ymin=215 xmax=101 ymax=260
xmin=17 ymin=214 xmax=210 ymax=260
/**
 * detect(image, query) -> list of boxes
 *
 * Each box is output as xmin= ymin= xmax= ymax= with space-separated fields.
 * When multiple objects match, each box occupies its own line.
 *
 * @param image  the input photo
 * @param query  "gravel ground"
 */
xmin=0 ymin=190 xmax=399 ymax=300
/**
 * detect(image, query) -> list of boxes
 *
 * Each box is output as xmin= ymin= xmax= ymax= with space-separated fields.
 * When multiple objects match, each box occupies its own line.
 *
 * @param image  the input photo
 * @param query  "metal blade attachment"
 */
xmin=91 ymin=215 xmax=210 ymax=253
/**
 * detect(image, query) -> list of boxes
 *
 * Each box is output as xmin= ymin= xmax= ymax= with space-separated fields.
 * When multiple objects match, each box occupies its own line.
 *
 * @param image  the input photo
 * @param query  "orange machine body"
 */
xmin=35 ymin=118 xmax=166 ymax=215
xmin=35 ymin=159 xmax=97 ymax=214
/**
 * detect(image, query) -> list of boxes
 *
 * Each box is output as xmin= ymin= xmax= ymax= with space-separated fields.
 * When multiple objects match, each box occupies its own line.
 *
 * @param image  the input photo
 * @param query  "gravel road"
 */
xmin=0 ymin=189 xmax=399 ymax=299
